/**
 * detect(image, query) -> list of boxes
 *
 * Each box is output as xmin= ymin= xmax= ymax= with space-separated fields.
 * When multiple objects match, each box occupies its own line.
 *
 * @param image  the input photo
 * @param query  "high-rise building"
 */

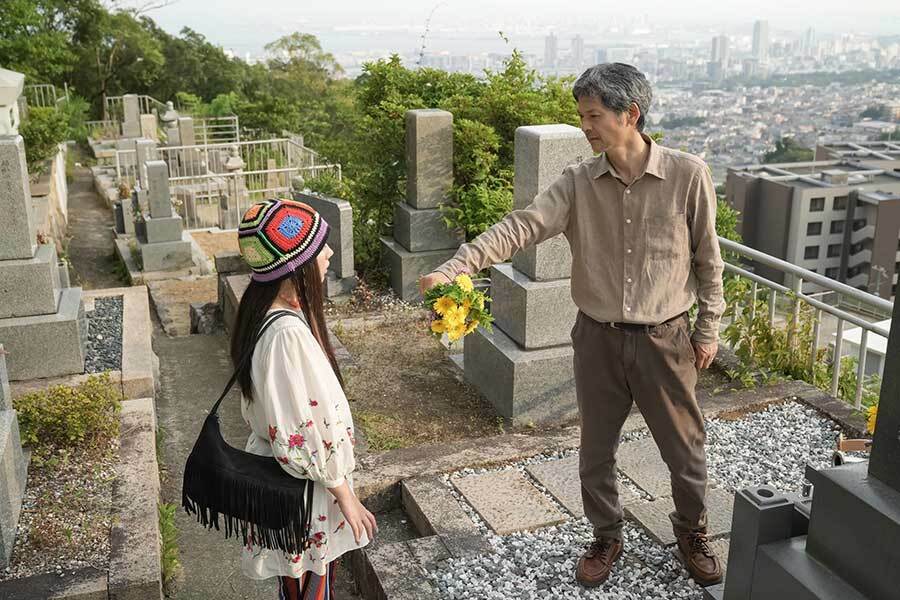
xmin=753 ymin=20 xmax=770 ymax=62
xmin=544 ymin=33 xmax=559 ymax=70
xmin=803 ymin=27 xmax=816 ymax=57
xmin=572 ymin=35 xmax=585 ymax=70
xmin=710 ymin=35 xmax=729 ymax=65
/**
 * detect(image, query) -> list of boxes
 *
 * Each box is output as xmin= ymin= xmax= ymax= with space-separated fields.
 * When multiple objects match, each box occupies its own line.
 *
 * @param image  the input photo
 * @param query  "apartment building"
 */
xmin=726 ymin=160 xmax=900 ymax=301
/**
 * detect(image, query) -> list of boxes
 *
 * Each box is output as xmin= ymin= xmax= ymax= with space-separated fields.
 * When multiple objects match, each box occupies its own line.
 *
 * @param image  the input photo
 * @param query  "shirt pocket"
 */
xmin=643 ymin=212 xmax=689 ymax=260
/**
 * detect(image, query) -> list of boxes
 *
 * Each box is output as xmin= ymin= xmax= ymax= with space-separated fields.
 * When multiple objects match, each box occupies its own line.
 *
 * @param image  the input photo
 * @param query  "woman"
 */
xmin=230 ymin=198 xmax=377 ymax=599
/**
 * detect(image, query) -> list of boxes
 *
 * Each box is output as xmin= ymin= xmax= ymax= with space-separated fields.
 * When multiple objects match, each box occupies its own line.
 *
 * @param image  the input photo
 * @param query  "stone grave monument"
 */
xmin=292 ymin=184 xmax=358 ymax=300
xmin=135 ymin=160 xmax=192 ymax=272
xmin=0 ymin=72 xmax=88 ymax=382
xmin=121 ymin=93 xmax=141 ymax=138
xmin=0 ymin=345 xmax=28 ymax=568
xmin=463 ymin=124 xmax=590 ymax=426
xmin=381 ymin=109 xmax=463 ymax=301
xmin=708 ymin=296 xmax=900 ymax=599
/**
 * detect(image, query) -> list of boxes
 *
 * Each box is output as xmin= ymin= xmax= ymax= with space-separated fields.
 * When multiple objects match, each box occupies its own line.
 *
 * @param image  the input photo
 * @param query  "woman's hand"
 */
xmin=327 ymin=481 xmax=378 ymax=544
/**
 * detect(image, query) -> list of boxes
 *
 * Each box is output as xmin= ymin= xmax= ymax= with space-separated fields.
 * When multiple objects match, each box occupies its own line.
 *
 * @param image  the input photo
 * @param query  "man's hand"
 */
xmin=692 ymin=339 xmax=717 ymax=370
xmin=419 ymin=272 xmax=451 ymax=297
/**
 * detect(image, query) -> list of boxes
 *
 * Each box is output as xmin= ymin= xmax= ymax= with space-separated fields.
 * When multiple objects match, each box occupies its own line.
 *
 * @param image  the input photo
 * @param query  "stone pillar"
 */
xmin=462 ymin=124 xmax=590 ymax=426
xmin=381 ymin=109 xmax=463 ymax=301
xmin=292 ymin=187 xmax=358 ymax=299
xmin=134 ymin=138 xmax=158 ymax=187
xmin=122 ymin=94 xmax=141 ymax=138
xmin=139 ymin=114 xmax=159 ymax=142
xmin=136 ymin=160 xmax=192 ymax=272
xmin=0 ymin=135 xmax=87 ymax=381
xmin=0 ymin=345 xmax=28 ymax=568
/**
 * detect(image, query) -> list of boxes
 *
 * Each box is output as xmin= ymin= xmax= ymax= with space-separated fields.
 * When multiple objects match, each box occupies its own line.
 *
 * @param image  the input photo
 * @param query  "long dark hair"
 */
xmin=231 ymin=259 xmax=344 ymax=402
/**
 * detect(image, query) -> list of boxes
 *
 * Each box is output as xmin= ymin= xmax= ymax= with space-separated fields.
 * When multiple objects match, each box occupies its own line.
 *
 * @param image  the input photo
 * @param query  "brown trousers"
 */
xmin=571 ymin=309 xmax=708 ymax=541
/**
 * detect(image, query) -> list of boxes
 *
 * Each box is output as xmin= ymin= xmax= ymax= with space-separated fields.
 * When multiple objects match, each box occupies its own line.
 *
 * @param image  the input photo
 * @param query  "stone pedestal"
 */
xmin=462 ymin=124 xmax=590 ymax=425
xmin=383 ymin=109 xmax=462 ymax=301
xmin=134 ymin=138 xmax=157 ymax=187
xmin=137 ymin=160 xmax=192 ymax=272
xmin=292 ymin=191 xmax=358 ymax=299
xmin=0 ymin=134 xmax=87 ymax=381
xmin=139 ymin=114 xmax=159 ymax=141
xmin=712 ymin=296 xmax=900 ymax=600
xmin=0 ymin=345 xmax=28 ymax=568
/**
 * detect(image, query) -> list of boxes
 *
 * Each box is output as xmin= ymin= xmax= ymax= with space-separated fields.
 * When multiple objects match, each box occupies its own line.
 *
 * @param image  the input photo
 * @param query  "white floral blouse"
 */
xmin=239 ymin=307 xmax=369 ymax=579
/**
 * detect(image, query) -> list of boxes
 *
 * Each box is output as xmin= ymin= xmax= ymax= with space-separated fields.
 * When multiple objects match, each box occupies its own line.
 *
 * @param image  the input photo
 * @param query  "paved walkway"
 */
xmin=63 ymin=160 xmax=123 ymax=290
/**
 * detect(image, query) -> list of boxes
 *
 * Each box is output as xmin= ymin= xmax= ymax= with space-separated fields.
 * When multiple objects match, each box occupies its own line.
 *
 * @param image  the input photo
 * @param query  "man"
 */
xmin=419 ymin=63 xmax=726 ymax=587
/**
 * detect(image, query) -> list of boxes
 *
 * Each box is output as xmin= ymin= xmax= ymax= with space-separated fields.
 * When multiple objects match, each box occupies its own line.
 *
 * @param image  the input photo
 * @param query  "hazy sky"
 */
xmin=119 ymin=0 xmax=900 ymax=55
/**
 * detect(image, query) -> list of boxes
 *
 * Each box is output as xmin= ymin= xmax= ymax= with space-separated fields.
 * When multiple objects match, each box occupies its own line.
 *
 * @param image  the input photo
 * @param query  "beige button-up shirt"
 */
xmin=434 ymin=133 xmax=726 ymax=345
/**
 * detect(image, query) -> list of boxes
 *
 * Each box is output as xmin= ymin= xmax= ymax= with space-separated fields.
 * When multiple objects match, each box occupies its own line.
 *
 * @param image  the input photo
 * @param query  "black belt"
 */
xmin=590 ymin=311 xmax=687 ymax=333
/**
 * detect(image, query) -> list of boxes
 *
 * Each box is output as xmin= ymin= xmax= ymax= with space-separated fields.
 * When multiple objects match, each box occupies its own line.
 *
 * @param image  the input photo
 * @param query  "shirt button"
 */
xmin=625 ymin=218 xmax=631 ymax=224
xmin=625 ymin=189 xmax=631 ymax=194
xmin=625 ymin=306 xmax=631 ymax=311
xmin=626 ymin=248 xmax=632 ymax=254
xmin=627 ymin=278 xmax=633 ymax=283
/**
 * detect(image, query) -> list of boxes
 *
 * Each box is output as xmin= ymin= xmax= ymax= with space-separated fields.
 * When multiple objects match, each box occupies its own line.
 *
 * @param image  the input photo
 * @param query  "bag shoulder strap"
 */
xmin=210 ymin=309 xmax=303 ymax=415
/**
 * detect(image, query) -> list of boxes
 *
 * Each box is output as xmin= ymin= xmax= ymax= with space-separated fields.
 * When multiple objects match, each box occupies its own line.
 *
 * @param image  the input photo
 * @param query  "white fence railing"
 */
xmin=24 ymin=84 xmax=68 ymax=109
xmin=195 ymin=116 xmax=240 ymax=145
xmin=105 ymin=94 xmax=168 ymax=122
xmin=720 ymin=237 xmax=892 ymax=408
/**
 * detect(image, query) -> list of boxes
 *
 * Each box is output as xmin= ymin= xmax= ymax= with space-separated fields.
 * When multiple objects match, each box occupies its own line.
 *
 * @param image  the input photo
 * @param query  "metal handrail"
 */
xmin=719 ymin=237 xmax=892 ymax=408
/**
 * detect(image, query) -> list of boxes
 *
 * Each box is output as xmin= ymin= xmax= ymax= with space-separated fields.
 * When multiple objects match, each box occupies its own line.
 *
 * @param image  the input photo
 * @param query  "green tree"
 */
xmin=763 ymin=137 xmax=813 ymax=164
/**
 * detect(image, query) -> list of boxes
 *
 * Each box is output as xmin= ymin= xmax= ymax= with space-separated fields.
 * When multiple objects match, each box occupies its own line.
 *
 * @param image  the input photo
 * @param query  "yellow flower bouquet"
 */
xmin=423 ymin=274 xmax=494 ymax=343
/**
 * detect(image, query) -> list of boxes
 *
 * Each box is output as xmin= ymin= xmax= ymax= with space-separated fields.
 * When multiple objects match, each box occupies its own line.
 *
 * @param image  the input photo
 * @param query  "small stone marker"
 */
xmin=625 ymin=487 xmax=735 ymax=546
xmin=451 ymin=469 xmax=568 ymax=535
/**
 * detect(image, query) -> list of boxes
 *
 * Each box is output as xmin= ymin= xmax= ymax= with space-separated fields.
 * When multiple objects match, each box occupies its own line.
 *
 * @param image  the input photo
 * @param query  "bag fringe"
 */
xmin=181 ymin=461 xmax=315 ymax=556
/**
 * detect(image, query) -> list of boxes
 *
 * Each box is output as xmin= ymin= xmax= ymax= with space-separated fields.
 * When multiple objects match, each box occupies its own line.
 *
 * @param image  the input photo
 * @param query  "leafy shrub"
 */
xmin=19 ymin=106 xmax=69 ymax=175
xmin=13 ymin=371 xmax=122 ymax=455
xmin=58 ymin=95 xmax=91 ymax=143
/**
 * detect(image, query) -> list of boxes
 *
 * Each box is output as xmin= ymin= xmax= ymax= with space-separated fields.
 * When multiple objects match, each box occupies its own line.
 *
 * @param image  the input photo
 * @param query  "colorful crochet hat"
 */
xmin=237 ymin=198 xmax=330 ymax=283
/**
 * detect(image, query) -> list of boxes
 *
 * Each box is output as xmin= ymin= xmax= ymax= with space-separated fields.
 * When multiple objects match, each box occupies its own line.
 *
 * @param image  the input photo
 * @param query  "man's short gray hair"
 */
xmin=572 ymin=63 xmax=652 ymax=132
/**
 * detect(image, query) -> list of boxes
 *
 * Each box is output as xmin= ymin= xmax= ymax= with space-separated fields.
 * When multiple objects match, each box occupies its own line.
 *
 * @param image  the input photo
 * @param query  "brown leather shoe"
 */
xmin=675 ymin=530 xmax=723 ymax=586
xmin=575 ymin=537 xmax=623 ymax=587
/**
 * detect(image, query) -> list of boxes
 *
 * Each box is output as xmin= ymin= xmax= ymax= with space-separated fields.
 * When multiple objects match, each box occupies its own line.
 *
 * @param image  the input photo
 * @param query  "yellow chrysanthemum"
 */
xmin=443 ymin=306 xmax=465 ymax=327
xmin=433 ymin=295 xmax=457 ymax=316
xmin=475 ymin=295 xmax=485 ymax=310
xmin=462 ymin=298 xmax=472 ymax=311
xmin=448 ymin=322 xmax=467 ymax=341
xmin=455 ymin=273 xmax=474 ymax=293
xmin=867 ymin=404 xmax=878 ymax=435
xmin=431 ymin=319 xmax=447 ymax=334
xmin=465 ymin=319 xmax=479 ymax=334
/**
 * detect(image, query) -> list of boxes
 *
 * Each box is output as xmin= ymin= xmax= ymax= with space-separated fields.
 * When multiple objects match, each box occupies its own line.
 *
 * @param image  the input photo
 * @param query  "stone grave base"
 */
xmin=0 ymin=287 xmax=87 ymax=381
xmin=380 ymin=236 xmax=457 ymax=302
xmin=9 ymin=287 xmax=159 ymax=400
xmin=113 ymin=238 xmax=199 ymax=286
xmin=462 ymin=324 xmax=578 ymax=426
xmin=0 ymin=409 xmax=28 ymax=568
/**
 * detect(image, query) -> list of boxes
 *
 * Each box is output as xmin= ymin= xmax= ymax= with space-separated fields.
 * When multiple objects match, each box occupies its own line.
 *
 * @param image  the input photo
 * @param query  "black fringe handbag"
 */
xmin=182 ymin=309 xmax=315 ymax=555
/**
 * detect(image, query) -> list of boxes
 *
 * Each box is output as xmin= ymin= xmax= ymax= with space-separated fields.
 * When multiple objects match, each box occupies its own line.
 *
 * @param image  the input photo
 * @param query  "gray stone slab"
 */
xmin=134 ymin=138 xmax=157 ymax=185
xmin=143 ymin=215 xmax=183 ymax=244
xmin=0 ymin=135 xmax=36 ymax=260
xmin=177 ymin=116 xmax=196 ymax=146
xmin=145 ymin=160 xmax=172 ymax=218
xmin=356 ymin=540 xmax=440 ymax=600
xmin=401 ymin=475 xmax=492 ymax=558
xmin=380 ymin=236 xmax=458 ymax=302
xmin=325 ymin=271 xmax=357 ymax=299
xmin=511 ymin=125 xmax=589 ymax=281
xmin=0 ymin=243 xmax=61 ymax=319
xmin=140 ymin=239 xmax=192 ymax=272
xmin=213 ymin=251 xmax=249 ymax=275
xmin=407 ymin=535 xmax=452 ymax=570
xmin=0 ymin=286 xmax=86 ymax=381
xmin=0 ymin=345 xmax=10 ymax=412
xmin=122 ymin=94 xmax=141 ymax=138
xmin=139 ymin=114 xmax=158 ymax=142
xmin=108 ymin=398 xmax=163 ymax=600
xmin=490 ymin=262 xmax=577 ymax=349
xmin=463 ymin=324 xmax=577 ymax=426
xmin=393 ymin=201 xmax=464 ymax=253
xmin=526 ymin=454 xmax=641 ymax=520
xmin=0 ymin=409 xmax=28 ymax=568
xmin=292 ymin=192 xmax=355 ymax=279
xmin=625 ymin=487 xmax=735 ymax=546
xmin=512 ymin=234 xmax=573 ymax=282
xmin=451 ymin=470 xmax=568 ymax=535
xmin=616 ymin=436 xmax=671 ymax=499
xmin=406 ymin=109 xmax=453 ymax=209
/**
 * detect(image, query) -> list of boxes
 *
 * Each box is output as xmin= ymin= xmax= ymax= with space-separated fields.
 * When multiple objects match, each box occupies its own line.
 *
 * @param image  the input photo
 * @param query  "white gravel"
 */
xmin=424 ymin=399 xmax=846 ymax=599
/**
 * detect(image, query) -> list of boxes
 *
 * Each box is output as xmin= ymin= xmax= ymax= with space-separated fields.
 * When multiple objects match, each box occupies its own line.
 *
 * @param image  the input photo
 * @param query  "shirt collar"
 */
xmin=590 ymin=132 xmax=666 ymax=181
